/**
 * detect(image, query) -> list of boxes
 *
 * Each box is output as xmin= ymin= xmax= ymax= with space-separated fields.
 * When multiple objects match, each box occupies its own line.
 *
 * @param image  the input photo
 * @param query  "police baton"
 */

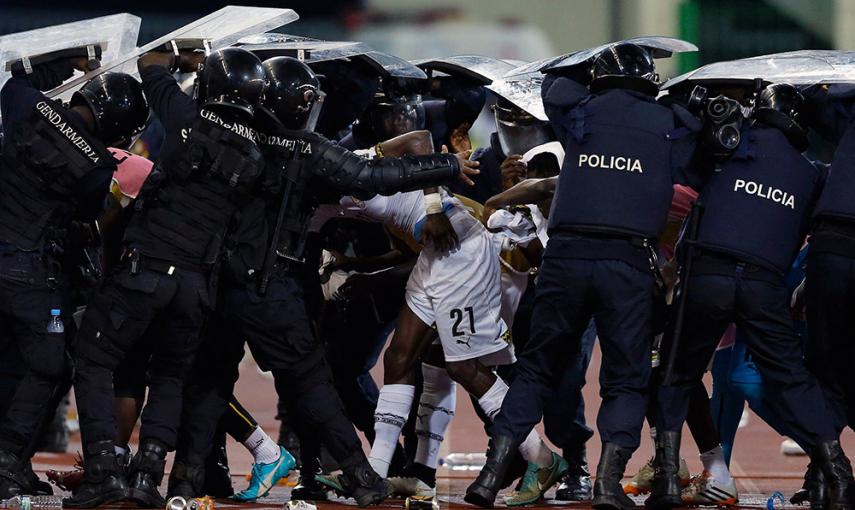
xmin=662 ymin=200 xmax=703 ymax=386
xmin=258 ymin=146 xmax=301 ymax=296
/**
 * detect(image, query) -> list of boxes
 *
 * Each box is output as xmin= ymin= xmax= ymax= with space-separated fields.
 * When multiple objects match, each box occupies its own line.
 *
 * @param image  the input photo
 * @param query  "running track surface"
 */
xmin=35 ymin=344 xmax=855 ymax=509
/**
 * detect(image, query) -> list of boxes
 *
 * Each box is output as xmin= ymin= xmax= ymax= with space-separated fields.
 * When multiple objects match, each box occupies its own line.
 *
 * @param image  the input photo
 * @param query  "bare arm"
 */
xmin=482 ymin=176 xmax=558 ymax=222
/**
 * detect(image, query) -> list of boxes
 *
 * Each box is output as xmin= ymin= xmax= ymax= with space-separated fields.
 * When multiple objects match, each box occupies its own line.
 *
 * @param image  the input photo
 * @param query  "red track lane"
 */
xmin=35 ymin=344 xmax=854 ymax=509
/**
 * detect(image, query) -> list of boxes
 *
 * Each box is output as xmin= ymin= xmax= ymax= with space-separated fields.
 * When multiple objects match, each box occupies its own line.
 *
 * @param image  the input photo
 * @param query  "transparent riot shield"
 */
xmin=47 ymin=6 xmax=299 ymax=100
xmin=0 ymin=13 xmax=141 ymax=94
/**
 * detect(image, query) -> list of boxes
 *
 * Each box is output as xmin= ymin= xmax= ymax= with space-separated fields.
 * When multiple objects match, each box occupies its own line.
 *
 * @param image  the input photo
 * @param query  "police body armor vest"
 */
xmin=696 ymin=125 xmax=821 ymax=274
xmin=255 ymin=129 xmax=316 ymax=264
xmin=547 ymin=89 xmax=679 ymax=239
xmin=124 ymin=111 xmax=263 ymax=267
xmin=813 ymin=121 xmax=855 ymax=223
xmin=0 ymin=100 xmax=115 ymax=251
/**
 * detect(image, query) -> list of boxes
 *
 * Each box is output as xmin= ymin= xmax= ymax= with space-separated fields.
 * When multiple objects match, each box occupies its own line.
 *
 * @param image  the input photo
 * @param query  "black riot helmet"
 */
xmin=368 ymin=93 xmax=426 ymax=140
xmin=492 ymin=97 xmax=553 ymax=157
xmin=261 ymin=56 xmax=323 ymax=131
xmin=589 ymin=43 xmax=659 ymax=96
xmin=69 ymin=72 xmax=149 ymax=149
xmin=195 ymin=47 xmax=267 ymax=117
xmin=752 ymin=83 xmax=808 ymax=150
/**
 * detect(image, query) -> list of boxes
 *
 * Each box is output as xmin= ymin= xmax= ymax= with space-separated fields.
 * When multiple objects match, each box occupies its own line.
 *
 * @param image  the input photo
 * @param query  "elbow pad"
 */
xmin=312 ymin=139 xmax=459 ymax=197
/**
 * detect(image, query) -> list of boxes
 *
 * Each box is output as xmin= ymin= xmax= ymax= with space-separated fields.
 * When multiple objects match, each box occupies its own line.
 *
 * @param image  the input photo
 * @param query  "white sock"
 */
xmin=477 ymin=377 xmax=553 ymax=468
xmin=414 ymin=364 xmax=457 ymax=469
xmin=700 ymin=445 xmax=732 ymax=485
xmin=243 ymin=426 xmax=281 ymax=465
xmin=476 ymin=377 xmax=509 ymax=420
xmin=369 ymin=384 xmax=416 ymax=477
xmin=114 ymin=445 xmax=129 ymax=456
xmin=518 ymin=430 xmax=555 ymax=468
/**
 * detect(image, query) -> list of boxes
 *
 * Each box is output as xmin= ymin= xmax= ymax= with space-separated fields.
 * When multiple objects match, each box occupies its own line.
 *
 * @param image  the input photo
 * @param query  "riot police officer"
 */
xmin=795 ymin=82 xmax=855 ymax=508
xmin=449 ymin=97 xmax=554 ymax=204
xmin=464 ymin=43 xmax=703 ymax=510
xmin=649 ymin=84 xmax=854 ymax=510
xmin=66 ymin=47 xmax=268 ymax=509
xmin=0 ymin=56 xmax=148 ymax=499
xmin=169 ymin=56 xmax=478 ymax=507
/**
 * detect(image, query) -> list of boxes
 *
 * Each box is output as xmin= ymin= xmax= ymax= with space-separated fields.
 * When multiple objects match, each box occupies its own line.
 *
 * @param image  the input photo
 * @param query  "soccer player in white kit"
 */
xmin=316 ymin=176 xmax=566 ymax=505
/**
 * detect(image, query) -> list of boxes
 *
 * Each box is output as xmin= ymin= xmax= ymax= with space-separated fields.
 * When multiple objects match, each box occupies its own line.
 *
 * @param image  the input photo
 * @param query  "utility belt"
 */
xmin=0 ymin=240 xmax=62 ymax=289
xmin=123 ymin=249 xmax=209 ymax=276
xmin=549 ymin=226 xmax=653 ymax=249
xmin=691 ymin=249 xmax=783 ymax=283
xmin=550 ymin=227 xmax=665 ymax=289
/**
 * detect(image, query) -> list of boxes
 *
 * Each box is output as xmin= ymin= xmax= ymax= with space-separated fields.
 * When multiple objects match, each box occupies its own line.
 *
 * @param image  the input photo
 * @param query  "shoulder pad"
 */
xmin=542 ymin=76 xmax=589 ymax=109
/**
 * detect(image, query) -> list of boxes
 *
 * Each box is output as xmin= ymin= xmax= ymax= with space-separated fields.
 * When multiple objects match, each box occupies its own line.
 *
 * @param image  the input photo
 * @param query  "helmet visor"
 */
xmin=494 ymin=103 xmax=552 ymax=156
xmin=371 ymin=99 xmax=426 ymax=139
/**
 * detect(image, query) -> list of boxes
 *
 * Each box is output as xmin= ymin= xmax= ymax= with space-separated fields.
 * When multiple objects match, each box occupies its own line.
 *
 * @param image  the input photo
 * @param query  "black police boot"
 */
xmin=291 ymin=472 xmax=329 ymax=501
xmin=645 ymin=431 xmax=683 ymax=510
xmin=338 ymin=454 xmax=391 ymax=507
xmin=591 ymin=442 xmax=635 ymax=510
xmin=203 ymin=442 xmax=234 ymax=497
xmin=555 ymin=444 xmax=593 ymax=501
xmin=790 ymin=463 xmax=827 ymax=508
xmin=813 ymin=440 xmax=855 ymax=510
xmin=63 ymin=441 xmax=128 ymax=508
xmin=167 ymin=454 xmax=205 ymax=500
xmin=0 ymin=449 xmax=30 ymax=499
xmin=127 ymin=439 xmax=168 ymax=508
xmin=464 ymin=435 xmax=518 ymax=509
xmin=24 ymin=460 xmax=53 ymax=496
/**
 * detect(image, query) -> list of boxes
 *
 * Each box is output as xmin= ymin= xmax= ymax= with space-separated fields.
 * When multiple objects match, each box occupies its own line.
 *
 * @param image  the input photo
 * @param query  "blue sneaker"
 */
xmin=232 ymin=446 xmax=296 ymax=502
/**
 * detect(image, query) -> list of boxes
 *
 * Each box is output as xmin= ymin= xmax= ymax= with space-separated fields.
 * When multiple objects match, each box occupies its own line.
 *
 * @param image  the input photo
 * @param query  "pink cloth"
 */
xmin=660 ymin=184 xmax=700 ymax=259
xmin=108 ymin=148 xmax=153 ymax=199
xmin=668 ymin=184 xmax=698 ymax=223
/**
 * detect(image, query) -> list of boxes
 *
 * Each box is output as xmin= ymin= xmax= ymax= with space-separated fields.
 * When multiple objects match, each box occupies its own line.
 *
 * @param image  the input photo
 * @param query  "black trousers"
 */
xmin=0 ymin=248 xmax=69 ymax=457
xmin=506 ymin=281 xmax=596 ymax=453
xmin=178 ymin=272 xmax=363 ymax=468
xmin=806 ymin=249 xmax=855 ymax=434
xmin=656 ymin=256 xmax=837 ymax=449
xmin=73 ymin=263 xmax=210 ymax=452
xmin=493 ymin=255 xmax=653 ymax=450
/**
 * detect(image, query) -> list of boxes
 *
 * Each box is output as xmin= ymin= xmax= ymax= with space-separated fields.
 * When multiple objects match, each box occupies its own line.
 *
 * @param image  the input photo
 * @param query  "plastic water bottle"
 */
xmin=47 ymin=309 xmax=64 ymax=334
xmin=1 ymin=495 xmax=64 ymax=509
xmin=438 ymin=452 xmax=487 ymax=471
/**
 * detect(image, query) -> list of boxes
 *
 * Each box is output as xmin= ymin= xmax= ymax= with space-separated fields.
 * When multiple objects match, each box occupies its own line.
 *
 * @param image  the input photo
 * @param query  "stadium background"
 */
xmin=3 ymin=0 xmax=855 ymax=507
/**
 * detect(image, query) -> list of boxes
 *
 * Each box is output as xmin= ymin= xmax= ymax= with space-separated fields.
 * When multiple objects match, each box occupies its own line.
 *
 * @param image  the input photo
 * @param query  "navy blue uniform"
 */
xmin=173 ymin=113 xmax=463 ymax=490
xmin=72 ymin=65 xmax=264 ymax=452
xmin=0 ymin=70 xmax=115 ymax=465
xmin=491 ymin=75 xmax=700 ymax=450
xmin=655 ymin=122 xmax=838 ymax=449
xmin=804 ymin=85 xmax=855 ymax=432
